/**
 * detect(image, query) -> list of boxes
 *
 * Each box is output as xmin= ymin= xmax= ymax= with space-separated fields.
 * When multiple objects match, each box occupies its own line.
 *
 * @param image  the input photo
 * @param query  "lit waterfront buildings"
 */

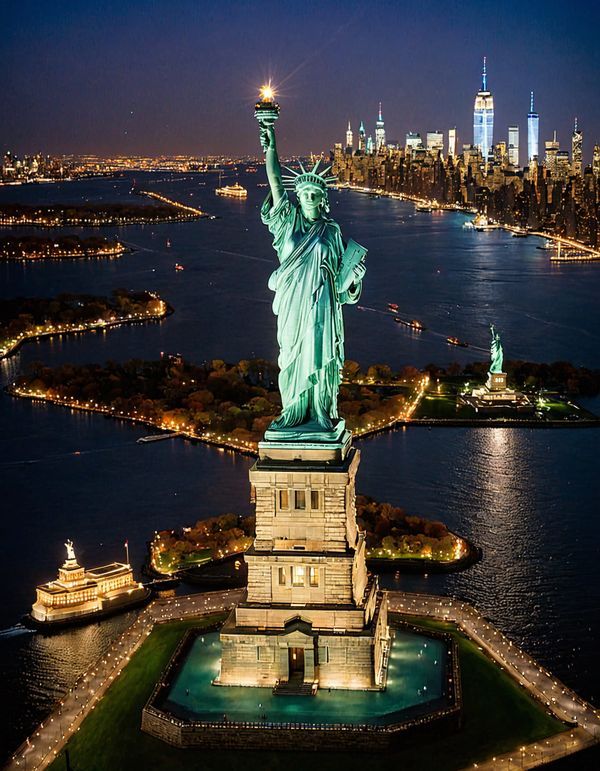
xmin=572 ymin=118 xmax=583 ymax=177
xmin=473 ymin=57 xmax=494 ymax=162
xmin=508 ymin=126 xmax=519 ymax=168
xmin=528 ymin=91 xmax=539 ymax=162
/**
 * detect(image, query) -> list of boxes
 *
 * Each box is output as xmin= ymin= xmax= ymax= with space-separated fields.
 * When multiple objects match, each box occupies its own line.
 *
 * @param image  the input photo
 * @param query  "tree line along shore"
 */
xmin=0 ymin=234 xmax=129 ymax=260
xmin=0 ymin=290 xmax=170 ymax=359
xmin=0 ymin=200 xmax=204 ymax=227
xmin=150 ymin=495 xmax=473 ymax=577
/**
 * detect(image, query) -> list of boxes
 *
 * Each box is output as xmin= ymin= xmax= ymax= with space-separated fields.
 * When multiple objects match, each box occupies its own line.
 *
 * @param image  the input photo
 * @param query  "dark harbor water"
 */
xmin=1 ymin=173 xmax=599 ymax=759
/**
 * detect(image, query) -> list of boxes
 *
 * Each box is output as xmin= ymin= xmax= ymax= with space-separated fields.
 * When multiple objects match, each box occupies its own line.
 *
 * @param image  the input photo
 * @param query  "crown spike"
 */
xmin=311 ymin=159 xmax=321 ymax=174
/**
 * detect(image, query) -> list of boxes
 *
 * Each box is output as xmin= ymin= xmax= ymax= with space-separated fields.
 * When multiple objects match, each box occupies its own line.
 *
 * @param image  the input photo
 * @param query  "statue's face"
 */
xmin=298 ymin=185 xmax=325 ymax=221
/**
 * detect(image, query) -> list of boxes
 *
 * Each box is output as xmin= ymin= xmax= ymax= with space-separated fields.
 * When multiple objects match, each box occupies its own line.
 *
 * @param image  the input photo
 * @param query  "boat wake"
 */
xmin=0 ymin=624 xmax=34 ymax=639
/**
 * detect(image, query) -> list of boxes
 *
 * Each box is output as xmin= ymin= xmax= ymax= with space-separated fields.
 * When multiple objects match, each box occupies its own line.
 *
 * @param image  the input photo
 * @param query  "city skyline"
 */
xmin=1 ymin=0 xmax=599 ymax=158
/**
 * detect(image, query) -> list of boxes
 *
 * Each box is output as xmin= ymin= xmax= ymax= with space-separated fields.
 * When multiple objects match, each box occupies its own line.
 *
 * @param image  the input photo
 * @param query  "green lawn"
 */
xmin=49 ymin=614 xmax=565 ymax=771
xmin=415 ymin=393 xmax=477 ymax=419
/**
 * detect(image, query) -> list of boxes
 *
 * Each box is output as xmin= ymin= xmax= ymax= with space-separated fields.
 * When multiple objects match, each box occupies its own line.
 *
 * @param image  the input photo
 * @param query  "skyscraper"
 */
xmin=545 ymin=131 xmax=560 ymax=175
xmin=508 ymin=126 xmax=519 ymax=168
xmin=346 ymin=121 xmax=353 ymax=151
xmin=527 ymin=91 xmax=539 ymax=162
xmin=358 ymin=121 xmax=366 ymax=153
xmin=366 ymin=135 xmax=374 ymax=154
xmin=571 ymin=118 xmax=583 ymax=177
xmin=375 ymin=103 xmax=386 ymax=151
xmin=448 ymin=128 xmax=457 ymax=158
xmin=473 ymin=57 xmax=494 ymax=161
xmin=405 ymin=132 xmax=423 ymax=152
xmin=426 ymin=131 xmax=444 ymax=154
xmin=593 ymin=145 xmax=600 ymax=178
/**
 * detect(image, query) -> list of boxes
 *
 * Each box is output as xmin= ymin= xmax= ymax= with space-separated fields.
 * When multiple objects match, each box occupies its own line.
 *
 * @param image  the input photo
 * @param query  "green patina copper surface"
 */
xmin=255 ymin=103 xmax=366 ymax=442
xmin=489 ymin=324 xmax=504 ymax=373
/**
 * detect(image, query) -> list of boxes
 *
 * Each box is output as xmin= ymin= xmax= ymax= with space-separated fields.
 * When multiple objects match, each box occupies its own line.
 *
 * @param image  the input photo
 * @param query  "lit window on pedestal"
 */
xmin=279 ymin=489 xmax=289 ymax=509
xmin=310 ymin=490 xmax=320 ymax=509
xmin=292 ymin=566 xmax=305 ymax=586
xmin=278 ymin=567 xmax=287 ymax=585
xmin=294 ymin=490 xmax=306 ymax=510
xmin=308 ymin=566 xmax=319 ymax=587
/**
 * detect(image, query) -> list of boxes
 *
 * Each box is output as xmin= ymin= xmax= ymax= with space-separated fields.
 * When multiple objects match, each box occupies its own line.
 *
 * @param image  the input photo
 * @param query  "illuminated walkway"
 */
xmin=7 ymin=589 xmax=599 ymax=769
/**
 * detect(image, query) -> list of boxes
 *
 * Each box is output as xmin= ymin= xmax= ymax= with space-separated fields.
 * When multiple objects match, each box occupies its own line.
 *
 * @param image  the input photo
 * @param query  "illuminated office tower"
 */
xmin=346 ymin=121 xmax=353 ymax=151
xmin=405 ymin=132 xmax=422 ymax=152
xmin=495 ymin=141 xmax=507 ymax=166
xmin=527 ymin=91 xmax=539 ymax=162
xmin=508 ymin=126 xmax=519 ymax=168
xmin=366 ymin=135 xmax=374 ymax=154
xmin=358 ymin=121 xmax=366 ymax=152
xmin=593 ymin=145 xmax=600 ymax=178
xmin=375 ymin=103 xmax=386 ymax=151
xmin=473 ymin=57 xmax=494 ymax=161
xmin=426 ymin=131 xmax=444 ymax=155
xmin=571 ymin=118 xmax=583 ymax=177
xmin=448 ymin=128 xmax=457 ymax=158
xmin=545 ymin=131 xmax=560 ymax=175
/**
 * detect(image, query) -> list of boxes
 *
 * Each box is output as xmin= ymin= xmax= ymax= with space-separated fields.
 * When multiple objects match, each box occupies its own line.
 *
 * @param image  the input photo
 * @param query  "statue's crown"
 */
xmin=282 ymin=160 xmax=337 ymax=192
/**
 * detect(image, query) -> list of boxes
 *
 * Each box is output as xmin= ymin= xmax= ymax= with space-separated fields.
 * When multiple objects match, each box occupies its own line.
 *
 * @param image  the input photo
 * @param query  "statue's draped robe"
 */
xmin=261 ymin=192 xmax=361 ymax=430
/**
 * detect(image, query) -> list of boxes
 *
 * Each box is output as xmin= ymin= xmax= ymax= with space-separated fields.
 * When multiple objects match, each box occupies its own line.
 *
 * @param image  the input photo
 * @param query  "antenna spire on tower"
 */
xmin=378 ymin=102 xmax=382 ymax=121
xmin=482 ymin=56 xmax=487 ymax=90
xmin=530 ymin=91 xmax=534 ymax=113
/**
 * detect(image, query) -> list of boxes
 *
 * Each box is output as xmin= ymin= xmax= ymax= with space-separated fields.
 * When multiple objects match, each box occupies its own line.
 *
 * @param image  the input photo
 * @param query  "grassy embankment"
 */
xmin=49 ymin=614 xmax=565 ymax=771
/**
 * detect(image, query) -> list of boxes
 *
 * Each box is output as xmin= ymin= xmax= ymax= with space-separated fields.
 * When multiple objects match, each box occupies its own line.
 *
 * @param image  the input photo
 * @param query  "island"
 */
xmin=0 ymin=290 xmax=170 ymax=359
xmin=147 ymin=494 xmax=476 ymax=581
xmin=8 ymin=357 xmax=417 ymax=453
xmin=0 ymin=234 xmax=129 ymax=260
xmin=0 ymin=198 xmax=206 ymax=227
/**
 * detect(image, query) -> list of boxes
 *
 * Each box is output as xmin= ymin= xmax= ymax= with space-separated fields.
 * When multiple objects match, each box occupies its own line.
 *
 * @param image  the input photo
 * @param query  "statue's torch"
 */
xmin=254 ymin=84 xmax=280 ymax=152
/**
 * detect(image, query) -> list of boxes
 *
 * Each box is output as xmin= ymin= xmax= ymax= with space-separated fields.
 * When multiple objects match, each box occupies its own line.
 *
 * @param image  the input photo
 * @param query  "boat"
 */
xmin=462 ymin=221 xmax=474 ymax=230
xmin=511 ymin=229 xmax=528 ymax=238
xmin=175 ymin=263 xmax=184 ymax=271
xmin=394 ymin=317 xmax=426 ymax=331
xmin=415 ymin=203 xmax=433 ymax=212
xmin=215 ymin=182 xmax=248 ymax=199
xmin=24 ymin=541 xmax=151 ymax=631
xmin=387 ymin=302 xmax=399 ymax=312
xmin=166 ymin=238 xmax=171 ymax=248
xmin=137 ymin=432 xmax=180 ymax=444
xmin=473 ymin=213 xmax=496 ymax=231
xmin=447 ymin=336 xmax=469 ymax=348
xmin=536 ymin=240 xmax=555 ymax=251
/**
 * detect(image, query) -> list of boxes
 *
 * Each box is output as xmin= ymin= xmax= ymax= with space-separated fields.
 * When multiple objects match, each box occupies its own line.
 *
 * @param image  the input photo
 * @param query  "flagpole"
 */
xmin=125 ymin=540 xmax=130 ymax=566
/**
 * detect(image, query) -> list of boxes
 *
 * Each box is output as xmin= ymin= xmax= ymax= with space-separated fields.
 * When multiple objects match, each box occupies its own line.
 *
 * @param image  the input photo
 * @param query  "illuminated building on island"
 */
xmin=473 ymin=57 xmax=494 ymax=162
xmin=30 ymin=541 xmax=149 ymax=626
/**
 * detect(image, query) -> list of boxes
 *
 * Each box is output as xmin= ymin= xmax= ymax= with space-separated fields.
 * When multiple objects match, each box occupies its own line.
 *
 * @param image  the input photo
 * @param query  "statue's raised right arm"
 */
xmin=259 ymin=123 xmax=284 ymax=208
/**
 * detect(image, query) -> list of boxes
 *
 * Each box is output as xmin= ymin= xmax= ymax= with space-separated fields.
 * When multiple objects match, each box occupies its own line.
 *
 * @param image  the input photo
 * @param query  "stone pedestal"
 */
xmin=216 ymin=434 xmax=389 ymax=691
xmin=487 ymin=371 xmax=507 ymax=391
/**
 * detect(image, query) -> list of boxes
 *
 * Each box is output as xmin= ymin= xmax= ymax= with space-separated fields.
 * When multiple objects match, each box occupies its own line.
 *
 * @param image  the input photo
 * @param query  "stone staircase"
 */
xmin=272 ymin=677 xmax=317 ymax=697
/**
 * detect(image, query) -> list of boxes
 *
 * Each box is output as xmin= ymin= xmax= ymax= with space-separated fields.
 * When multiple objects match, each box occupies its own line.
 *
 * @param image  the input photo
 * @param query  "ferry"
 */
xmin=447 ymin=336 xmax=469 ymax=348
xmin=462 ymin=220 xmax=475 ymax=230
xmin=394 ymin=317 xmax=426 ymax=331
xmin=137 ymin=432 xmax=180 ymax=444
xmin=387 ymin=302 xmax=399 ymax=312
xmin=415 ymin=203 xmax=433 ymax=213
xmin=536 ymin=239 xmax=555 ymax=251
xmin=473 ymin=213 xmax=496 ymax=231
xmin=215 ymin=182 xmax=248 ymax=199
xmin=166 ymin=238 xmax=171 ymax=248
xmin=175 ymin=263 xmax=184 ymax=271
xmin=25 ymin=542 xmax=150 ymax=631
xmin=511 ymin=229 xmax=528 ymax=238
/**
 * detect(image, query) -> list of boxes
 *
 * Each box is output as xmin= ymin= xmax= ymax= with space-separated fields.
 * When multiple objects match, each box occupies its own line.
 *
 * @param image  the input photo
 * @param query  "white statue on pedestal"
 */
xmin=64 ymin=539 xmax=76 ymax=562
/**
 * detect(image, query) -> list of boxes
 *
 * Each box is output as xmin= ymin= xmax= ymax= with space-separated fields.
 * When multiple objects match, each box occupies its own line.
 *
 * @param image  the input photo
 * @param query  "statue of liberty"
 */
xmin=489 ymin=324 xmax=504 ymax=373
xmin=255 ymin=90 xmax=366 ymax=441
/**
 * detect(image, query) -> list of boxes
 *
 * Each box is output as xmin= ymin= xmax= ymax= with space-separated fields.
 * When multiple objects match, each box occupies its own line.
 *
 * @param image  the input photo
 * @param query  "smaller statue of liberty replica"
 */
xmin=254 ymin=85 xmax=366 ymax=442
xmin=487 ymin=323 xmax=507 ymax=390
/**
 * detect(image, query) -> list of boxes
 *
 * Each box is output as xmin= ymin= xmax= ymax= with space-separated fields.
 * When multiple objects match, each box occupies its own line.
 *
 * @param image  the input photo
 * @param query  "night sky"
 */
xmin=2 ymin=0 xmax=599 ymax=159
